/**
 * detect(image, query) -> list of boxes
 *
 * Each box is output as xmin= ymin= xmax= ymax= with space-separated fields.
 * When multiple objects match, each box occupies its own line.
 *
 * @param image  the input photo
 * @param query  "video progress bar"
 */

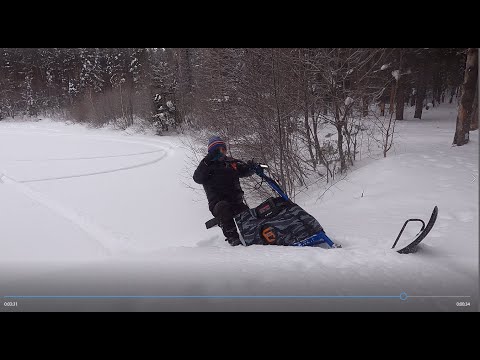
xmin=3 ymin=293 xmax=472 ymax=301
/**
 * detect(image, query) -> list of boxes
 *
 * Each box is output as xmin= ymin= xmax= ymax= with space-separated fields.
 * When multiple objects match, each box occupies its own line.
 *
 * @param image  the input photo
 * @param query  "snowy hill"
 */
xmin=0 ymin=104 xmax=478 ymax=312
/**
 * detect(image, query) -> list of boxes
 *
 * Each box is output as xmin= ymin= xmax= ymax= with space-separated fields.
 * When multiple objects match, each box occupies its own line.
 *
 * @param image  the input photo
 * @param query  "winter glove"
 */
xmin=246 ymin=159 xmax=256 ymax=170
xmin=254 ymin=165 xmax=264 ymax=176
xmin=247 ymin=160 xmax=263 ymax=176
xmin=203 ymin=151 xmax=217 ymax=165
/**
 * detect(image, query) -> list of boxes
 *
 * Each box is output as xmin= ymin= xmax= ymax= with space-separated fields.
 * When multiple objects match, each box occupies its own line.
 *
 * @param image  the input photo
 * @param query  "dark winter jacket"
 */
xmin=193 ymin=156 xmax=254 ymax=211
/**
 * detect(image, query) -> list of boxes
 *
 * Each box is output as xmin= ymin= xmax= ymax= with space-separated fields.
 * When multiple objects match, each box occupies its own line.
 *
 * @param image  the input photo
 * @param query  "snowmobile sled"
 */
xmin=205 ymin=161 xmax=341 ymax=248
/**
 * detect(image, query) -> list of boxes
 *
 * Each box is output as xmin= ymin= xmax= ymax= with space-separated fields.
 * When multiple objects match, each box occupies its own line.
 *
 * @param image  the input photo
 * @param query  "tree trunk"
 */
xmin=271 ymin=49 xmax=285 ymax=189
xmin=311 ymin=106 xmax=325 ymax=168
xmin=470 ymin=82 xmax=478 ymax=131
xmin=302 ymin=52 xmax=316 ymax=170
xmin=395 ymin=51 xmax=405 ymax=120
xmin=389 ymin=84 xmax=395 ymax=114
xmin=304 ymin=99 xmax=316 ymax=170
xmin=432 ymin=62 xmax=441 ymax=106
xmin=410 ymin=92 xmax=416 ymax=107
xmin=335 ymin=104 xmax=346 ymax=173
xmin=305 ymin=109 xmax=317 ymax=171
xmin=453 ymin=48 xmax=478 ymax=146
xmin=336 ymin=124 xmax=346 ymax=172
xmin=414 ymin=61 xmax=427 ymax=119
xmin=362 ymin=97 xmax=369 ymax=116
xmin=395 ymin=79 xmax=405 ymax=120
xmin=414 ymin=88 xmax=426 ymax=119
xmin=449 ymin=87 xmax=456 ymax=104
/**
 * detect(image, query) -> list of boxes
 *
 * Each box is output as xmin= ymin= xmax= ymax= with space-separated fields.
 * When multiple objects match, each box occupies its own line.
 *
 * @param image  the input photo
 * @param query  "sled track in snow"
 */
xmin=0 ymin=129 xmax=176 ymax=253
xmin=13 ymin=149 xmax=164 ymax=162
xmin=20 ymin=153 xmax=168 ymax=183
xmin=0 ymin=129 xmax=175 ymax=183
xmin=0 ymin=128 xmax=176 ymax=157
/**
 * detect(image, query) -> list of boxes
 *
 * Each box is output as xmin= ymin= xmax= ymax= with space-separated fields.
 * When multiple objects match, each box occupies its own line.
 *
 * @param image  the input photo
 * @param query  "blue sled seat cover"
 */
xmin=234 ymin=197 xmax=324 ymax=246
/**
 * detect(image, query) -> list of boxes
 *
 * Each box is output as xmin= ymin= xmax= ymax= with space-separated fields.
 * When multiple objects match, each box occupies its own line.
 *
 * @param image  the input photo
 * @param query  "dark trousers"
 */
xmin=211 ymin=201 xmax=249 ymax=238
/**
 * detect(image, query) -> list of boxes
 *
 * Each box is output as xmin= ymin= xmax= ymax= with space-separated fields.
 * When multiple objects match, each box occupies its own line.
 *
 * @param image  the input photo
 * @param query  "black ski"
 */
xmin=392 ymin=206 xmax=438 ymax=254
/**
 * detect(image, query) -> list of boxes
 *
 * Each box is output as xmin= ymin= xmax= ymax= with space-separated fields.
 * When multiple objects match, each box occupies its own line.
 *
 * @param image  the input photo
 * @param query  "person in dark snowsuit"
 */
xmin=193 ymin=136 xmax=254 ymax=246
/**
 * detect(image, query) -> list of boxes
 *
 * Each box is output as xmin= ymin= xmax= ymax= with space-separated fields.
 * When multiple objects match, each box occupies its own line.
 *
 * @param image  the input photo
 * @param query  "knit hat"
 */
xmin=207 ymin=136 xmax=226 ymax=153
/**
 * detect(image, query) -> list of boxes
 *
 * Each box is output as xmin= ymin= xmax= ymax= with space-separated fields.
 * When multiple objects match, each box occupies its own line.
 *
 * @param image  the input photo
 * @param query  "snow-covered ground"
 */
xmin=0 ymin=105 xmax=478 ymax=312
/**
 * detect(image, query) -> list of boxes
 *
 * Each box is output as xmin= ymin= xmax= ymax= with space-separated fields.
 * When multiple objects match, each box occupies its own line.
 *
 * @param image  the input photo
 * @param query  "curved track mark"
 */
xmin=20 ymin=152 xmax=167 ymax=183
xmin=14 ymin=150 xmax=164 ymax=162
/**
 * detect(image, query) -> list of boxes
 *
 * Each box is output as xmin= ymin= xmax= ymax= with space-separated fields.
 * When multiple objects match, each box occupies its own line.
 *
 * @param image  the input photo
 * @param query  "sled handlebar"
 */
xmin=228 ymin=159 xmax=268 ymax=175
xmin=227 ymin=159 xmax=289 ymax=201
